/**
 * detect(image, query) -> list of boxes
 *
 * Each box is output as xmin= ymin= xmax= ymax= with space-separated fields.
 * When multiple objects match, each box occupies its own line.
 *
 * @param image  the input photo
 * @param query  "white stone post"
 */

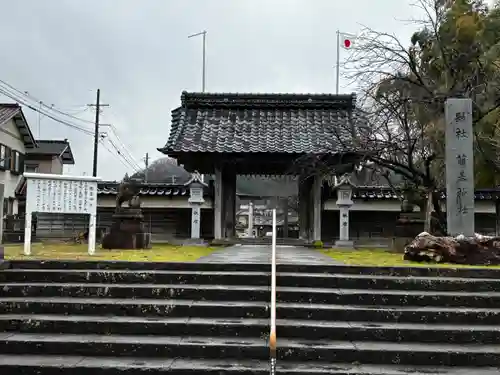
xmin=445 ymin=98 xmax=474 ymax=237
xmin=191 ymin=205 xmax=202 ymax=239
xmin=248 ymin=201 xmax=254 ymax=237
xmin=334 ymin=175 xmax=355 ymax=248
xmin=339 ymin=206 xmax=350 ymax=242
xmin=185 ymin=171 xmax=207 ymax=240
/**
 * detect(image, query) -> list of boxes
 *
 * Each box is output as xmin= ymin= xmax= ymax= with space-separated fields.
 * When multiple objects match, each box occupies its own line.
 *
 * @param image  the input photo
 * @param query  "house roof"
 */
xmin=158 ymin=91 xmax=361 ymax=156
xmin=27 ymin=139 xmax=75 ymax=164
xmin=15 ymin=179 xmax=500 ymax=201
xmin=97 ymin=181 xmax=204 ymax=197
xmin=351 ymin=186 xmax=500 ymax=201
xmin=0 ymin=104 xmax=37 ymax=149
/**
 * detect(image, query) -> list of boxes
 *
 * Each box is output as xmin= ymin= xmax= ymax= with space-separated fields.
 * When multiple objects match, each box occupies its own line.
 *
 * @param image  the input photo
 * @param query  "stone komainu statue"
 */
xmin=115 ymin=177 xmax=141 ymax=211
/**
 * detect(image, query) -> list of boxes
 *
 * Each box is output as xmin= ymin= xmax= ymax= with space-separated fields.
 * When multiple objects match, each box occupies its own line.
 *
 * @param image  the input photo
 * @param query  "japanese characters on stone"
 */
xmin=453 ymin=111 xmax=471 ymax=216
xmin=193 ymin=206 xmax=200 ymax=225
xmin=444 ymin=98 xmax=474 ymax=237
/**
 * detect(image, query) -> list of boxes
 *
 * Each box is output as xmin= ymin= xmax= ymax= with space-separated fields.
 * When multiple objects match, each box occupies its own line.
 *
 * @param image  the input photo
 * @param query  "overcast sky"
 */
xmin=0 ymin=0 xmax=429 ymax=181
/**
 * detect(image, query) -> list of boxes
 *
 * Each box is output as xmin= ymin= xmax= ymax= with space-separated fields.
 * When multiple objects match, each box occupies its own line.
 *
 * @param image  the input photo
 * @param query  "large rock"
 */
xmin=404 ymin=232 xmax=500 ymax=265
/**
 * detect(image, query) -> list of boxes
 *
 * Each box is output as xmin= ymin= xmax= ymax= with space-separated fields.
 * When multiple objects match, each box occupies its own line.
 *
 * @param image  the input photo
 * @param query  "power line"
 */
xmin=107 ymin=137 xmax=141 ymax=172
xmin=0 ymin=84 xmax=94 ymax=134
xmin=0 ymin=79 xmax=143 ymax=175
xmin=99 ymin=106 xmax=141 ymax=166
xmin=0 ymin=87 xmax=94 ymax=136
xmin=105 ymin=130 xmax=141 ymax=170
xmin=0 ymin=79 xmax=95 ymax=125
xmin=105 ymin=124 xmax=141 ymax=168
xmin=99 ymin=138 xmax=134 ymax=171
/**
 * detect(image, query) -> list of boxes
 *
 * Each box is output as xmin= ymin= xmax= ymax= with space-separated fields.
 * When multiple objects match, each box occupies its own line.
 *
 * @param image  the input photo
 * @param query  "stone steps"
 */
xmin=1 ymin=260 xmax=500 ymax=373
xmin=2 ymin=297 xmax=500 ymax=323
xmin=1 ymin=332 xmax=500 ymax=366
xmin=3 ymin=282 xmax=500 ymax=306
xmin=1 ymin=355 xmax=497 ymax=375
xmin=7 ymin=259 xmax=500 ymax=278
xmin=1 ymin=314 xmax=500 ymax=344
xmin=5 ymin=268 xmax=500 ymax=290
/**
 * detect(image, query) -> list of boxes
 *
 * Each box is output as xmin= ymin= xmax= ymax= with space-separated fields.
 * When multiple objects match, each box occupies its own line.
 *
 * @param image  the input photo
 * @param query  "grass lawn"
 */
xmin=4 ymin=243 xmax=218 ymax=262
xmin=321 ymin=248 xmax=500 ymax=269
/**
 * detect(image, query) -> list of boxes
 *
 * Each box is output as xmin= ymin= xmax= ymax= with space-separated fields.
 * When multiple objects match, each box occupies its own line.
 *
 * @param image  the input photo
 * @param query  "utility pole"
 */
xmin=144 ymin=152 xmax=150 ymax=182
xmin=188 ymin=30 xmax=207 ymax=92
xmin=88 ymin=89 xmax=109 ymax=177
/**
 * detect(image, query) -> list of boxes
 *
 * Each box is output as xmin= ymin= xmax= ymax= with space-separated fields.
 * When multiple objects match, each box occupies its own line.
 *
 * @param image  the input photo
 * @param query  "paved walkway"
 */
xmin=197 ymin=245 xmax=339 ymax=264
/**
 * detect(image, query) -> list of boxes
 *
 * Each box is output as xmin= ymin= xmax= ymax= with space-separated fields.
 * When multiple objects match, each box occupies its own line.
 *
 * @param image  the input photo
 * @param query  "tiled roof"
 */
xmin=97 ymin=182 xmax=199 ymax=197
xmin=16 ymin=179 xmax=500 ymax=201
xmin=0 ymin=105 xmax=19 ymax=126
xmin=352 ymin=186 xmax=500 ymax=201
xmin=0 ymin=104 xmax=37 ymax=148
xmin=27 ymin=139 xmax=75 ymax=164
xmin=158 ymin=91 xmax=361 ymax=155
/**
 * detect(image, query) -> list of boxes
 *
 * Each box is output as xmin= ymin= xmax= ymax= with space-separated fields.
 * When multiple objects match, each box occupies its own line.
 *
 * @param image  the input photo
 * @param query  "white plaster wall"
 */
xmin=97 ymin=195 xmax=213 ymax=209
xmin=324 ymin=199 xmax=495 ymax=214
xmin=96 ymin=195 xmax=496 ymax=213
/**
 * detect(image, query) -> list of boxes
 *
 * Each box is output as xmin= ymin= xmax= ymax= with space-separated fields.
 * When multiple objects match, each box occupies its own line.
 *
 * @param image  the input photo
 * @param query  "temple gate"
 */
xmin=158 ymin=92 xmax=362 ymax=242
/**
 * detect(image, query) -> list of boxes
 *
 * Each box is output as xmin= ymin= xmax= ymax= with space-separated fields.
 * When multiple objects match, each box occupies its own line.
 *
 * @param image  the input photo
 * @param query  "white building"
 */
xmin=0 ymin=103 xmax=74 ymax=216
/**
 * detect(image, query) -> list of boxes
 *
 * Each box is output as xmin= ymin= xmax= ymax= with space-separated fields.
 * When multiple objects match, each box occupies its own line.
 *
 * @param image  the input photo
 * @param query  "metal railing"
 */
xmin=269 ymin=208 xmax=277 ymax=374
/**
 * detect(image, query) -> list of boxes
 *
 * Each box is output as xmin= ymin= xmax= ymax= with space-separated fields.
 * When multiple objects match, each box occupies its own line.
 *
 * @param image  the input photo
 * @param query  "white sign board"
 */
xmin=24 ymin=173 xmax=101 ymax=256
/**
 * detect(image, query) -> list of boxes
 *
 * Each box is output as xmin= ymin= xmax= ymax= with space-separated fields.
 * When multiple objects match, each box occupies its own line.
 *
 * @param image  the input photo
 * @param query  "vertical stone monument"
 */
xmin=444 ymin=98 xmax=474 ymax=237
xmin=334 ymin=174 xmax=355 ymax=248
xmin=185 ymin=172 xmax=207 ymax=242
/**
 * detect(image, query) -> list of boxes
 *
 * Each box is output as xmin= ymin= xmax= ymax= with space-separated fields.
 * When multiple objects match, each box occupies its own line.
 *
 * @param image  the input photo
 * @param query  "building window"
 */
xmin=3 ymin=198 xmax=12 ymax=216
xmin=10 ymin=151 xmax=23 ymax=174
xmin=25 ymin=163 xmax=39 ymax=173
xmin=0 ymin=145 xmax=5 ymax=170
xmin=0 ymin=146 xmax=11 ymax=169
xmin=15 ymin=152 xmax=20 ymax=172
xmin=5 ymin=147 xmax=11 ymax=169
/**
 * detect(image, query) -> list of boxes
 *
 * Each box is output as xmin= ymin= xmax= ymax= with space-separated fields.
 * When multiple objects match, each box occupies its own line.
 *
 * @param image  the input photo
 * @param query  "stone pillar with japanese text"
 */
xmin=445 ymin=98 xmax=475 ymax=237
xmin=185 ymin=172 xmax=207 ymax=240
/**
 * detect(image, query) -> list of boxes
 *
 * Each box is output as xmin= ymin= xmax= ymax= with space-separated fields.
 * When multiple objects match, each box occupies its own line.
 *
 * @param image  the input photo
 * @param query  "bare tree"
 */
xmin=293 ymin=0 xmax=500 ymax=233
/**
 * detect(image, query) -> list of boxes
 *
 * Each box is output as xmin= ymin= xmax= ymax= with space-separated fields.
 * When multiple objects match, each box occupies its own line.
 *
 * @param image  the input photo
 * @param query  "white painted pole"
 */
xmin=23 ymin=212 xmax=32 ymax=256
xmin=269 ymin=208 xmax=277 ymax=374
xmin=88 ymin=214 xmax=97 ymax=255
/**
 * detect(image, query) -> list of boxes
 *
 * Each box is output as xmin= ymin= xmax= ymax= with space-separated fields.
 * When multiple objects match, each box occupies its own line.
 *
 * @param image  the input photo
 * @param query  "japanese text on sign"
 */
xmin=27 ymin=178 xmax=98 ymax=214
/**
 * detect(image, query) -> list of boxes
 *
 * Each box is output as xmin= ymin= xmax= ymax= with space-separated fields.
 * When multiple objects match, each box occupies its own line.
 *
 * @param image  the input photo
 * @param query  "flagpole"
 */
xmin=188 ymin=30 xmax=207 ymax=92
xmin=336 ymin=30 xmax=340 ymax=94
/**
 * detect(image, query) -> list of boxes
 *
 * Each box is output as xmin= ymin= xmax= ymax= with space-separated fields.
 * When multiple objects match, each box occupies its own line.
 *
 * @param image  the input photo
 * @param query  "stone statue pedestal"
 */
xmin=102 ymin=208 xmax=152 ymax=250
xmin=392 ymin=212 xmax=425 ymax=252
xmin=396 ymin=213 xmax=425 ymax=237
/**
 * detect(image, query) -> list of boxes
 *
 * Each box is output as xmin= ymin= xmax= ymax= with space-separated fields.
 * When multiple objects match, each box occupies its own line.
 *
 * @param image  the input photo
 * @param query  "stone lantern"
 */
xmin=184 ymin=171 xmax=207 ymax=240
xmin=334 ymin=174 xmax=356 ymax=248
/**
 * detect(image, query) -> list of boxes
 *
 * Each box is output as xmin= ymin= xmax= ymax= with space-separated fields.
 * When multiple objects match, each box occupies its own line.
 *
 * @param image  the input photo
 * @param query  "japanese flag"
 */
xmin=340 ymin=33 xmax=355 ymax=49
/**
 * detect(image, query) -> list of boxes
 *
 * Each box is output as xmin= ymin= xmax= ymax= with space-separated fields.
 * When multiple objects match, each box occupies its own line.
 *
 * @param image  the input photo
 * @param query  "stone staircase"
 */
xmin=0 ymin=260 xmax=499 ymax=374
